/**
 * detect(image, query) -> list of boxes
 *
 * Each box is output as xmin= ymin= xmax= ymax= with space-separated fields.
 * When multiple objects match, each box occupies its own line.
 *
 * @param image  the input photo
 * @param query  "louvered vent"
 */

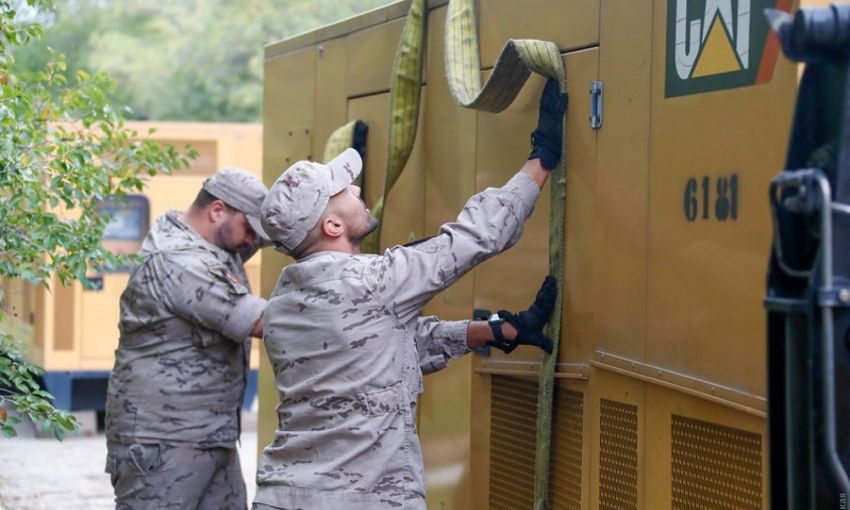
xmin=599 ymin=398 xmax=638 ymax=510
xmin=489 ymin=376 xmax=538 ymax=510
xmin=671 ymin=415 xmax=762 ymax=509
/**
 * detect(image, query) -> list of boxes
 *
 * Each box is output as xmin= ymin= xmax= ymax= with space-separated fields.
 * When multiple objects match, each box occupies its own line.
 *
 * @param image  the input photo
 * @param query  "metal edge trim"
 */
xmin=265 ymin=0 xmax=450 ymax=60
xmin=592 ymin=350 xmax=766 ymax=418
xmin=475 ymin=361 xmax=589 ymax=380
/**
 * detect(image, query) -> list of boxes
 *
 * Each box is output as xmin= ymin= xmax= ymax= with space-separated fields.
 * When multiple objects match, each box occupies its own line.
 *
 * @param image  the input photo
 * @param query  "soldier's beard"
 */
xmin=214 ymin=217 xmax=244 ymax=255
xmin=347 ymin=214 xmax=379 ymax=245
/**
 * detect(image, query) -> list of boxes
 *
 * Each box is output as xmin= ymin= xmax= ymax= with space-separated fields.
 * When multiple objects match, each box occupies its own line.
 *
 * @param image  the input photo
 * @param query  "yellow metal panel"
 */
xmin=346 ymin=18 xmax=405 ymax=97
xmin=314 ymin=37 xmax=349 ymax=161
xmin=259 ymin=46 xmax=317 ymax=457
xmin=479 ymin=0 xmax=599 ymax=69
xmin=79 ymin=274 xmax=123 ymax=366
xmin=642 ymin=384 xmax=767 ymax=509
xmin=489 ymin=375 xmax=539 ymax=509
xmin=417 ymin=6 xmax=479 ymax=510
xmin=589 ymin=368 xmax=646 ymax=510
xmin=593 ymin=0 xmax=653 ymax=362
xmin=53 ymin=282 xmax=76 ymax=353
xmin=560 ymin=49 xmax=599 ymax=366
xmin=645 ymin=1 xmax=797 ymax=396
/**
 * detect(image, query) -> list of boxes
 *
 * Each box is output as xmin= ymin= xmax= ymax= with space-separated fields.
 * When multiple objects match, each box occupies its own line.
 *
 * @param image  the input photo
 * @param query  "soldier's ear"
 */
xmin=321 ymin=214 xmax=344 ymax=239
xmin=208 ymin=200 xmax=230 ymax=225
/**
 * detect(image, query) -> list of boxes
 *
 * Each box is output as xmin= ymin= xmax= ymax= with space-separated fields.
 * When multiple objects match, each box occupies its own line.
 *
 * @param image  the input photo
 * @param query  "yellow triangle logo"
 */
xmin=692 ymin=14 xmax=742 ymax=78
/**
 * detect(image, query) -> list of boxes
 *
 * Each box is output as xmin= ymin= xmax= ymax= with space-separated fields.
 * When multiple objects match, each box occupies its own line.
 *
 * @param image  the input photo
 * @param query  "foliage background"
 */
xmin=13 ymin=0 xmax=394 ymax=122
xmin=1 ymin=0 xmax=394 ymax=438
xmin=0 ymin=0 xmax=183 ymax=438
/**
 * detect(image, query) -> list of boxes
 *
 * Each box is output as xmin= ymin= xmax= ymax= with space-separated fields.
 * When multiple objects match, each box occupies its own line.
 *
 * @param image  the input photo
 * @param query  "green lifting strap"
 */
xmin=444 ymin=1 xmax=567 ymax=509
xmin=361 ymin=0 xmax=426 ymax=254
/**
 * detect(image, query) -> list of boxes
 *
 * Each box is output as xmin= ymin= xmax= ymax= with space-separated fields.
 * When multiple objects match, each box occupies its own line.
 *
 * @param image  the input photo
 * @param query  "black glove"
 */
xmin=351 ymin=120 xmax=369 ymax=163
xmin=487 ymin=275 xmax=557 ymax=354
xmin=528 ymin=78 xmax=568 ymax=170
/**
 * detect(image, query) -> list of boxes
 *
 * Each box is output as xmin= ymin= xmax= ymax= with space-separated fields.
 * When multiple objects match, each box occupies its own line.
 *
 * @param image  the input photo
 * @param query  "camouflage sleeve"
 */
xmin=156 ymin=254 xmax=266 ymax=343
xmin=380 ymin=172 xmax=540 ymax=323
xmin=415 ymin=317 xmax=470 ymax=375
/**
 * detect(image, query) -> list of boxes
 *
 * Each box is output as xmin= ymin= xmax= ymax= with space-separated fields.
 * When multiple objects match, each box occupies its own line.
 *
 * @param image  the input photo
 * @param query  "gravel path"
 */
xmin=0 ymin=413 xmax=258 ymax=510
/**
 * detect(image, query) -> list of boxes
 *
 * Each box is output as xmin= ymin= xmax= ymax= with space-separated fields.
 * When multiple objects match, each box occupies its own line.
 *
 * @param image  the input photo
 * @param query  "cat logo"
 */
xmin=665 ymin=0 xmax=791 ymax=98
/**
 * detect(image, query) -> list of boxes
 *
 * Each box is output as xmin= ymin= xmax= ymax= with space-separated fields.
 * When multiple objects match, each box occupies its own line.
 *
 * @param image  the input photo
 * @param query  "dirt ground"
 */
xmin=0 ymin=411 xmax=259 ymax=510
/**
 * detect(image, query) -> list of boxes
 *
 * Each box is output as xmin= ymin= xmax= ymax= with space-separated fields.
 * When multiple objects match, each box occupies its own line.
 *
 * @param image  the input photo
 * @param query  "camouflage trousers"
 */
xmin=106 ymin=442 xmax=247 ymax=510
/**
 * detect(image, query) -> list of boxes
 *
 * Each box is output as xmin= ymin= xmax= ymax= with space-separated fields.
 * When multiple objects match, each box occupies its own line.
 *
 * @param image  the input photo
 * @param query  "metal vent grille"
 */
xmin=549 ymin=387 xmax=584 ymax=509
xmin=671 ymin=415 xmax=762 ymax=509
xmin=489 ymin=376 xmax=538 ymax=510
xmin=599 ymin=398 xmax=638 ymax=510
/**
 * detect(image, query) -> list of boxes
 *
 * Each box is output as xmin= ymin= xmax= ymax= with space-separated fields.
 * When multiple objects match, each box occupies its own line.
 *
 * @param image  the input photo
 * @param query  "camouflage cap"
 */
xmin=203 ymin=167 xmax=270 ymax=241
xmin=261 ymin=148 xmax=362 ymax=254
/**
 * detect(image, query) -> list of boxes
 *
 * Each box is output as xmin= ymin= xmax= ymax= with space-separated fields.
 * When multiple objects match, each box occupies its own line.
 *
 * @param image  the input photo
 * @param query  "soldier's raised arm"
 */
xmin=377 ymin=79 xmax=567 ymax=324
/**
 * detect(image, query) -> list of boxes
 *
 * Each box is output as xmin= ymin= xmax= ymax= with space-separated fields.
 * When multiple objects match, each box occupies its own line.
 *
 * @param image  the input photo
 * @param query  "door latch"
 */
xmin=590 ymin=80 xmax=603 ymax=130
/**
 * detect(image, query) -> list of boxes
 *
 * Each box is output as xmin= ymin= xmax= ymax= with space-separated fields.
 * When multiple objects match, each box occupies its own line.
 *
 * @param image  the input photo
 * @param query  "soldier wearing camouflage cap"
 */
xmin=105 ymin=167 xmax=270 ymax=510
xmin=252 ymin=79 xmax=567 ymax=510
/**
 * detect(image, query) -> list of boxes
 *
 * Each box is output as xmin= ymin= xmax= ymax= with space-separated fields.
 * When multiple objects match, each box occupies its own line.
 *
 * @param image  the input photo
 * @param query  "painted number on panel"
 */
xmin=684 ymin=174 xmax=738 ymax=222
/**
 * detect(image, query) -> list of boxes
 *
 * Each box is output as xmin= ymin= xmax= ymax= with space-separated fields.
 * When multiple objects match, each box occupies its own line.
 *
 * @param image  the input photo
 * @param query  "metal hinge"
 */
xmin=590 ymin=80 xmax=603 ymax=130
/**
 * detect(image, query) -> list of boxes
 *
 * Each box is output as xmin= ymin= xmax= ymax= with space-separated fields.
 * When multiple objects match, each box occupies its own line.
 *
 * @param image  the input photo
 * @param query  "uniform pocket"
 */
xmin=105 ymin=450 xmax=120 ymax=486
xmin=357 ymin=385 xmax=402 ymax=417
xmin=127 ymin=443 xmax=165 ymax=474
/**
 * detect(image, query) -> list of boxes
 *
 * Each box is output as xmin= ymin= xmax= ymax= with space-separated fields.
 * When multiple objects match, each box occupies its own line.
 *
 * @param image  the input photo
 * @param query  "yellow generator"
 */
xmin=1 ymin=122 xmax=264 ymax=414
xmin=259 ymin=0 xmax=831 ymax=508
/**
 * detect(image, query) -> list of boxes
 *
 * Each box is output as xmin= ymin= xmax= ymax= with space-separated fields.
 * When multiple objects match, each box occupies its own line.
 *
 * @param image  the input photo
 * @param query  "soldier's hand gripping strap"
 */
xmin=528 ymin=79 xmax=568 ymax=170
xmin=487 ymin=276 xmax=557 ymax=354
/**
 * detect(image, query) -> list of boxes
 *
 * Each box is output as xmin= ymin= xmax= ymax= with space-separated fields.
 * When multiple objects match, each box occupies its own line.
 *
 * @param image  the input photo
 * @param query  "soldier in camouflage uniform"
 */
xmin=105 ymin=167 xmax=270 ymax=510
xmin=252 ymin=79 xmax=566 ymax=510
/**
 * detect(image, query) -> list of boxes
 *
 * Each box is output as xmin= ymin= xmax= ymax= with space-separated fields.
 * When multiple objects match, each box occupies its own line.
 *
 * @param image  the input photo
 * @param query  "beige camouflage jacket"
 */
xmin=105 ymin=211 xmax=266 ymax=449
xmin=255 ymin=173 xmax=540 ymax=509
